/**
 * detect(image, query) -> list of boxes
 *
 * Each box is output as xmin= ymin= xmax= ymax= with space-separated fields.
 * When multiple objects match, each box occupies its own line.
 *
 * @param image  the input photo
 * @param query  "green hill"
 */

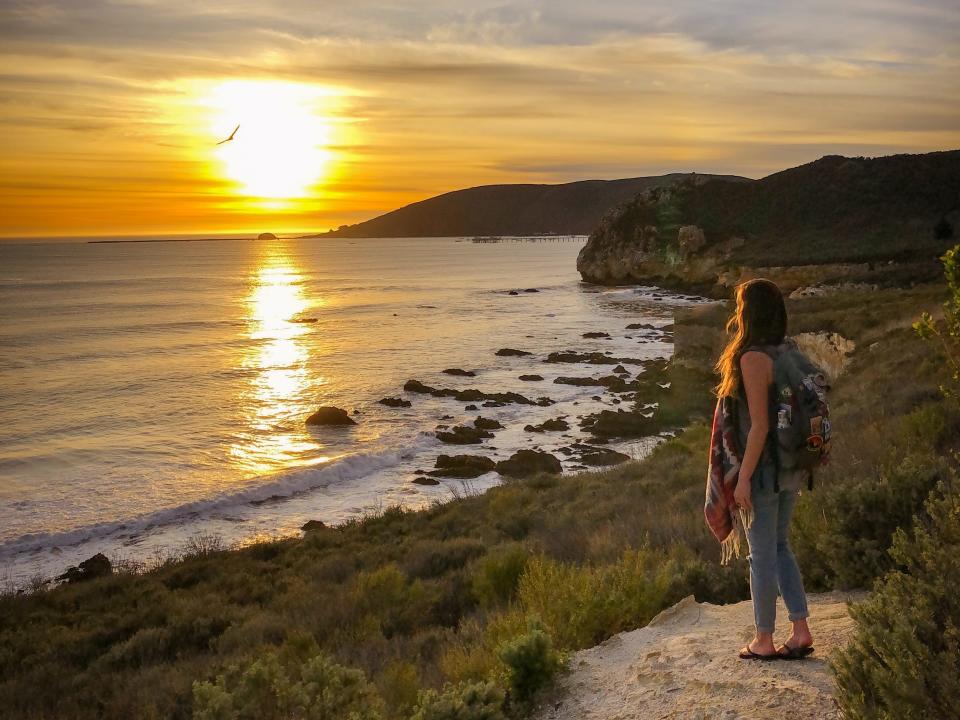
xmin=308 ymin=173 xmax=747 ymax=238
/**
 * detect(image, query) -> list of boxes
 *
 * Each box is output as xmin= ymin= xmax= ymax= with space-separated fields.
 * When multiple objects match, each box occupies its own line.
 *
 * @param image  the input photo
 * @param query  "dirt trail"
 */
xmin=536 ymin=591 xmax=866 ymax=720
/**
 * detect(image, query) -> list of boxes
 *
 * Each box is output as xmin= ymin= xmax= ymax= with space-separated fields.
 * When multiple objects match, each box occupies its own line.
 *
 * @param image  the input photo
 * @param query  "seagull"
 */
xmin=657 ymin=381 xmax=671 ymax=389
xmin=216 ymin=124 xmax=239 ymax=145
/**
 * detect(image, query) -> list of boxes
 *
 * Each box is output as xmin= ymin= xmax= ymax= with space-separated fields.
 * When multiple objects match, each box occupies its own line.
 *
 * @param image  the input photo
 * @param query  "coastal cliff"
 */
xmin=577 ymin=150 xmax=960 ymax=294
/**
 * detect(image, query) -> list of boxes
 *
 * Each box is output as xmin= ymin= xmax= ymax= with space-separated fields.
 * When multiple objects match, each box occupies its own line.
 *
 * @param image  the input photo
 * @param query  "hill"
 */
xmin=577 ymin=150 xmax=960 ymax=292
xmin=307 ymin=173 xmax=748 ymax=238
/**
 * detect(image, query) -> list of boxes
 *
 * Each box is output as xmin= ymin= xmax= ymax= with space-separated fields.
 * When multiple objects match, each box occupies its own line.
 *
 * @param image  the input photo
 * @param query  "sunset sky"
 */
xmin=1 ymin=0 xmax=958 ymax=237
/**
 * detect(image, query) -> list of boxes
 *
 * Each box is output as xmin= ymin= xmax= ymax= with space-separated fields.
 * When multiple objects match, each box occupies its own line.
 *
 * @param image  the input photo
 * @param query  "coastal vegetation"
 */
xmin=0 ymin=274 xmax=953 ymax=718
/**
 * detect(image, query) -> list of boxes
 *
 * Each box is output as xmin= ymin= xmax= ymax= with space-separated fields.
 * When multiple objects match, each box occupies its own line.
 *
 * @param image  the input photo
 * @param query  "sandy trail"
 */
xmin=536 ymin=591 xmax=866 ymax=720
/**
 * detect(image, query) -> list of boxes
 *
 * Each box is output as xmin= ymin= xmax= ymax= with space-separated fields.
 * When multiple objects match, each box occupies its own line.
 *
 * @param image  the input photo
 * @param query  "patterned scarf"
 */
xmin=704 ymin=394 xmax=753 ymax=565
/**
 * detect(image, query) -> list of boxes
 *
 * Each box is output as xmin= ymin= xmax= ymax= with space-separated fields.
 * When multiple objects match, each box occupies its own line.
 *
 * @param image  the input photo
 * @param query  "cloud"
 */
xmin=0 ymin=0 xmax=958 ymax=234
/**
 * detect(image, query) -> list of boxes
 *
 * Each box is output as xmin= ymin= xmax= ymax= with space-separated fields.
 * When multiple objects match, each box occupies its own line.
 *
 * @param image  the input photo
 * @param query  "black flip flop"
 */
xmin=777 ymin=644 xmax=815 ymax=660
xmin=739 ymin=645 xmax=781 ymax=661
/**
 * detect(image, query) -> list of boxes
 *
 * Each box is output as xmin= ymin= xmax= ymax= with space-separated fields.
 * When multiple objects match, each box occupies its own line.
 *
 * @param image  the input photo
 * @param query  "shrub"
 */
xmin=471 ymin=544 xmax=529 ymax=608
xmin=832 ymin=483 xmax=960 ymax=719
xmin=410 ymin=681 xmax=506 ymax=720
xmin=517 ymin=548 xmax=686 ymax=649
xmin=914 ymin=244 xmax=960 ymax=400
xmin=497 ymin=618 xmax=562 ymax=709
xmin=192 ymin=645 xmax=384 ymax=720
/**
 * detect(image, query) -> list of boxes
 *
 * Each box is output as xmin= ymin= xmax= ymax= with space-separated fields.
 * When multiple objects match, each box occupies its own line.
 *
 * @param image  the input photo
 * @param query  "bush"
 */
xmin=471 ymin=544 xmax=529 ymax=608
xmin=832 ymin=483 xmax=960 ymax=719
xmin=193 ymin=644 xmax=384 ymax=720
xmin=517 ymin=548 xmax=686 ymax=649
xmin=410 ymin=680 xmax=506 ymax=720
xmin=915 ymin=244 xmax=960 ymax=400
xmin=497 ymin=618 xmax=562 ymax=709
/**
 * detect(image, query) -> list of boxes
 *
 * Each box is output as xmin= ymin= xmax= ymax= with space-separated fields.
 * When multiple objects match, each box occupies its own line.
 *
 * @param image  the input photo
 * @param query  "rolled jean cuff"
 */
xmin=788 ymin=610 xmax=809 ymax=622
xmin=757 ymin=625 xmax=775 ymax=634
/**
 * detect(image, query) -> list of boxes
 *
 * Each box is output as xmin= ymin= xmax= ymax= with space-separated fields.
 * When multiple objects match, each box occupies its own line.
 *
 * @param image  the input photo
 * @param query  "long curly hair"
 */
xmin=715 ymin=278 xmax=787 ymax=398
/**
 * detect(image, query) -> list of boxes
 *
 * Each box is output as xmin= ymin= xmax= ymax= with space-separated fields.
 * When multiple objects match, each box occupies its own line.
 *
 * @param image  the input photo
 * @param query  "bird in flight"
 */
xmin=216 ymin=124 xmax=239 ymax=145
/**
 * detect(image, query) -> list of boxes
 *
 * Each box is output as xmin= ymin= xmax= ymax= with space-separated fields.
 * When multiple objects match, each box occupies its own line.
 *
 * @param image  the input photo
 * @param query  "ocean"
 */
xmin=0 ymin=235 xmax=705 ymax=587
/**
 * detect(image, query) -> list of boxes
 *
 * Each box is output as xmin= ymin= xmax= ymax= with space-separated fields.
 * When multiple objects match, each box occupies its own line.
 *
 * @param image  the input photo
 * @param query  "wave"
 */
xmin=0 ymin=431 xmax=436 ymax=560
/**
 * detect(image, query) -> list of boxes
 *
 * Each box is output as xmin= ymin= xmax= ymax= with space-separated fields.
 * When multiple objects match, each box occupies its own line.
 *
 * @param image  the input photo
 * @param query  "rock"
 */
xmin=289 ymin=316 xmax=318 ymax=323
xmin=301 ymin=520 xmax=327 ymax=532
xmin=508 ymin=290 xmax=519 ymax=295
xmin=429 ymin=454 xmax=496 ymax=478
xmin=545 ymin=350 xmax=646 ymax=365
xmin=793 ymin=332 xmax=856 ymax=382
xmin=56 ymin=553 xmax=112 ymax=584
xmin=496 ymin=348 xmax=533 ymax=357
xmin=474 ymin=416 xmax=504 ymax=430
xmin=677 ymin=224 xmax=706 ymax=260
xmin=306 ymin=406 xmax=357 ymax=426
xmin=524 ymin=418 xmax=570 ymax=433
xmin=626 ymin=322 xmax=658 ymax=330
xmin=496 ymin=449 xmax=562 ymax=477
xmin=403 ymin=379 xmax=538 ymax=405
xmin=412 ymin=476 xmax=441 ymax=486
xmin=378 ymin=397 xmax=412 ymax=408
xmin=554 ymin=375 xmax=641 ymax=392
xmin=579 ymin=446 xmax=631 ymax=466
xmin=612 ymin=364 xmax=629 ymax=375
xmin=789 ymin=282 xmax=878 ymax=299
xmin=436 ymin=425 xmax=494 ymax=444
xmin=465 ymin=404 xmax=478 ymax=410
xmin=582 ymin=331 xmax=610 ymax=338
xmin=519 ymin=374 xmax=544 ymax=381
xmin=483 ymin=401 xmax=507 ymax=408
xmin=533 ymin=591 xmax=865 ymax=720
xmin=524 ymin=288 xmax=540 ymax=293
xmin=443 ymin=368 xmax=476 ymax=377
xmin=580 ymin=409 xmax=657 ymax=438
xmin=257 ymin=232 xmax=277 ymax=241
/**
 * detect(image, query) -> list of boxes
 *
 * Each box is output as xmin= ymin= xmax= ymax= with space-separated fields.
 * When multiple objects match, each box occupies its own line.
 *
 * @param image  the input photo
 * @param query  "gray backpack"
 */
xmin=759 ymin=338 xmax=832 ymax=489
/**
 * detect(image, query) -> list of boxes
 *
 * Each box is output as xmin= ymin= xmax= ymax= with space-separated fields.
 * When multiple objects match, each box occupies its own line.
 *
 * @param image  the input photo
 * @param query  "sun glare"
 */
xmin=207 ymin=80 xmax=337 ymax=200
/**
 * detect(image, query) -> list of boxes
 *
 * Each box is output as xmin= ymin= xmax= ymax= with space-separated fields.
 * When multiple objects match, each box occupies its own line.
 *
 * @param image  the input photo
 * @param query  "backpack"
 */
xmin=761 ymin=338 xmax=832 ymax=489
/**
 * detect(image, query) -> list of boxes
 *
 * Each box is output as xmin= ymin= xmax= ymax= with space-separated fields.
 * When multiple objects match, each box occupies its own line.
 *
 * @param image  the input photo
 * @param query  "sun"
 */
xmin=207 ymin=80 xmax=337 ymax=199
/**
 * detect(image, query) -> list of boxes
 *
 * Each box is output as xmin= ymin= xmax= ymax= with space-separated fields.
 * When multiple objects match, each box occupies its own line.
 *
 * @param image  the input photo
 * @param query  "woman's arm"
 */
xmin=733 ymin=350 xmax=773 ymax=510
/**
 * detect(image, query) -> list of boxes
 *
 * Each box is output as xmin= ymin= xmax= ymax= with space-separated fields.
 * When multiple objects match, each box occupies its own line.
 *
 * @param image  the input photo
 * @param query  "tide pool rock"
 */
xmin=306 ymin=406 xmax=356 ymax=426
xmin=496 ymin=449 xmax=562 ymax=477
xmin=430 ymin=454 xmax=496 ymax=478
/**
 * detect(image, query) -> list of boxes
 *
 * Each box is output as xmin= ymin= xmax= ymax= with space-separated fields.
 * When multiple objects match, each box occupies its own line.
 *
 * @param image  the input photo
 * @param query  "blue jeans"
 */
xmin=746 ymin=463 xmax=809 ymax=633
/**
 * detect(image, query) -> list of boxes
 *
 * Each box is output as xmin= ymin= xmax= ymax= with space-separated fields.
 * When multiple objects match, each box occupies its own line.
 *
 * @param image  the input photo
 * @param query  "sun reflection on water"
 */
xmin=230 ymin=244 xmax=326 ymax=475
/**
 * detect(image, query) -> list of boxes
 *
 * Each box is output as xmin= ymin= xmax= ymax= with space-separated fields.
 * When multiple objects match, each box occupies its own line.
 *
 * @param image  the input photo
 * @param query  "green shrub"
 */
xmin=497 ymin=618 xmax=562 ymax=709
xmin=471 ymin=544 xmax=529 ymax=608
xmin=915 ymin=244 xmax=960 ymax=400
xmin=410 ymin=680 xmax=506 ymax=720
xmin=192 ymin=645 xmax=384 ymax=720
xmin=832 ymin=483 xmax=960 ymax=719
xmin=517 ymin=548 xmax=685 ymax=649
xmin=809 ymin=452 xmax=951 ymax=589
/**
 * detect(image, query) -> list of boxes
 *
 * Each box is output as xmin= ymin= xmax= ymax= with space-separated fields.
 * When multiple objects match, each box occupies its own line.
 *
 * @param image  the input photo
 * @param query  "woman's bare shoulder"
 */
xmin=739 ymin=350 xmax=773 ymax=380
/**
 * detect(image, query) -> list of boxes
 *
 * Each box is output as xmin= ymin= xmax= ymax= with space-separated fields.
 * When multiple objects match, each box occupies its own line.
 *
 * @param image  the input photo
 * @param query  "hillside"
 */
xmin=577 ymin=150 xmax=960 ymax=292
xmin=536 ymin=591 xmax=865 ymax=720
xmin=308 ymin=173 xmax=747 ymax=238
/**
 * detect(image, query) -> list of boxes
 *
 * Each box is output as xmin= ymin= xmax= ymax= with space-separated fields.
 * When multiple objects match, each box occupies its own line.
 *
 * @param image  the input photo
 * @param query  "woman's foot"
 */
xmin=739 ymin=637 xmax=779 ymax=660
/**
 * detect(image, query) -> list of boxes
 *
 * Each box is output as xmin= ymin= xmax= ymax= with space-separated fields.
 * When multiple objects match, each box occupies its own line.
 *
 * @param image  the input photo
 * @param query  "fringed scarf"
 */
xmin=704 ymin=395 xmax=753 ymax=564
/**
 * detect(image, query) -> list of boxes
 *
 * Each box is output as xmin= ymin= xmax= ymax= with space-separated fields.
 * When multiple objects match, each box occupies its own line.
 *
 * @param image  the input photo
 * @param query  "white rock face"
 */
xmin=535 ymin=591 xmax=865 ymax=720
xmin=794 ymin=331 xmax=856 ymax=383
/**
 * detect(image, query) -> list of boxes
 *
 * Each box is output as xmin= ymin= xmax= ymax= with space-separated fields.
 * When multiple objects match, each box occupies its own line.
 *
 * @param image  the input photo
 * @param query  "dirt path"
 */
xmin=536 ymin=591 xmax=866 ymax=720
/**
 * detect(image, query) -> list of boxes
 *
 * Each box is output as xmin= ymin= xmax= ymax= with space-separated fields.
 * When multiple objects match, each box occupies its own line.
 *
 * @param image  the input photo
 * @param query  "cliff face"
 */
xmin=309 ymin=173 xmax=747 ymax=238
xmin=577 ymin=150 xmax=960 ymax=293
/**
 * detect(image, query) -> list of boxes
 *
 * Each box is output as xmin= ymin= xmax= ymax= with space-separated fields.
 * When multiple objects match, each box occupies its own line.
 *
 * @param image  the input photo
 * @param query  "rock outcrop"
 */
xmin=576 ymin=151 xmax=960 ymax=293
xmin=794 ymin=332 xmax=856 ymax=383
xmin=306 ymin=406 xmax=356 ymax=426
xmin=536 ymin=591 xmax=866 ymax=720
xmin=56 ymin=553 xmax=112 ymax=584
xmin=496 ymin=449 xmax=562 ymax=477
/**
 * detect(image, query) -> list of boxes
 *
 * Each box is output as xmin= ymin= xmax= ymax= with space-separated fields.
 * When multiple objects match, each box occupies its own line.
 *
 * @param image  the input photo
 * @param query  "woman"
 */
xmin=714 ymin=278 xmax=814 ymax=660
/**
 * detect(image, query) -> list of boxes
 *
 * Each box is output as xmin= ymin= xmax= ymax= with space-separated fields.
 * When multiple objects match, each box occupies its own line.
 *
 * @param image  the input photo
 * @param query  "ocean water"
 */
xmin=0 ymin=236 xmax=705 ymax=586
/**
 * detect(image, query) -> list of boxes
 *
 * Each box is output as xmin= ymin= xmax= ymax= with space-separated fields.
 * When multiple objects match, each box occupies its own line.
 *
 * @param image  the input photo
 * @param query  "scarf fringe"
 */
xmin=719 ymin=506 xmax=754 ymax=565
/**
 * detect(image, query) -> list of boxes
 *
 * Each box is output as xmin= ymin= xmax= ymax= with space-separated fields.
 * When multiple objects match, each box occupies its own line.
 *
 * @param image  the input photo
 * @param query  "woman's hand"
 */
xmin=734 ymin=475 xmax=752 ymax=511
